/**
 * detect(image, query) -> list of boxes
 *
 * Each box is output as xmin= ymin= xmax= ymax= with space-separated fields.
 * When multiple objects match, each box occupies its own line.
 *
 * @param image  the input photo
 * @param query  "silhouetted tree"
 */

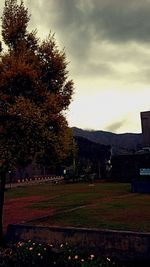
xmin=74 ymin=136 xmax=111 ymax=179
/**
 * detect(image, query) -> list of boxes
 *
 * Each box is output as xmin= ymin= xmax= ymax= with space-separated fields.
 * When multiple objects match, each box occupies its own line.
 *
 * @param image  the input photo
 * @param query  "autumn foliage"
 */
xmin=0 ymin=0 xmax=74 ymax=242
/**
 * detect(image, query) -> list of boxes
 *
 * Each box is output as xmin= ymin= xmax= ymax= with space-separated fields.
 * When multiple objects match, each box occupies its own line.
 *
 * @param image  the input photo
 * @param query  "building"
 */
xmin=140 ymin=111 xmax=150 ymax=147
xmin=130 ymin=111 xmax=150 ymax=193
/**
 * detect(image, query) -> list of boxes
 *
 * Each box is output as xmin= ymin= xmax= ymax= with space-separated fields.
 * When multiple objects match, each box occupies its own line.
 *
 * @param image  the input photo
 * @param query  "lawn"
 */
xmin=4 ymin=182 xmax=150 ymax=232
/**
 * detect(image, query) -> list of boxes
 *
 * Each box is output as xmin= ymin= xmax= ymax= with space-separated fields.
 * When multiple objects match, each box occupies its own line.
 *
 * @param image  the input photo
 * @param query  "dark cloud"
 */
xmin=23 ymin=0 xmax=150 ymax=84
xmin=41 ymin=0 xmax=150 ymax=42
xmin=90 ymin=0 xmax=150 ymax=43
xmin=2 ymin=0 xmax=150 ymax=51
xmin=105 ymin=119 xmax=127 ymax=132
xmin=26 ymin=0 xmax=150 ymax=47
xmin=2 ymin=0 xmax=150 ymax=84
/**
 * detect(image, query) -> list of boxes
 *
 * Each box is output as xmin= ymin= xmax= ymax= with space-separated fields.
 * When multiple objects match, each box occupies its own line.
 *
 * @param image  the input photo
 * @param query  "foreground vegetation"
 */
xmin=0 ymin=240 xmax=148 ymax=267
xmin=5 ymin=183 xmax=150 ymax=232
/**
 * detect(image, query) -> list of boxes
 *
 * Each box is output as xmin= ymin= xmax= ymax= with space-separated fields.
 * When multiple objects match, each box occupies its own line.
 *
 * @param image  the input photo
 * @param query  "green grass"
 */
xmin=37 ymin=193 xmax=150 ymax=231
xmin=5 ymin=183 xmax=131 ymax=199
xmin=5 ymin=182 xmax=150 ymax=232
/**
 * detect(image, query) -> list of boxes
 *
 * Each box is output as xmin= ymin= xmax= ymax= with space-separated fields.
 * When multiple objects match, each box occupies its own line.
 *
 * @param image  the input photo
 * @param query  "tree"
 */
xmin=36 ymin=127 xmax=76 ymax=175
xmin=0 ymin=0 xmax=74 ymax=244
xmin=74 ymin=136 xmax=111 ymax=179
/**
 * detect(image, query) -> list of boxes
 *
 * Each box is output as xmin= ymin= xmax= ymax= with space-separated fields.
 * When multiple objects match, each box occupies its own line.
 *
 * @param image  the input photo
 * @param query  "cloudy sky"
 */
xmin=0 ymin=0 xmax=150 ymax=133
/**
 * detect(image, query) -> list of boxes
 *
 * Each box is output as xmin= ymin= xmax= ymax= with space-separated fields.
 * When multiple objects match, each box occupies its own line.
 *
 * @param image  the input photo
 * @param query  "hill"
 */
xmin=72 ymin=127 xmax=142 ymax=155
xmin=74 ymin=136 xmax=111 ymax=160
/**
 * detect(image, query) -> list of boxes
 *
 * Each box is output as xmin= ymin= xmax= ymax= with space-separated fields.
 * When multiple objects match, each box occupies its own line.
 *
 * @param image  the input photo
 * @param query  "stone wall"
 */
xmin=6 ymin=224 xmax=150 ymax=261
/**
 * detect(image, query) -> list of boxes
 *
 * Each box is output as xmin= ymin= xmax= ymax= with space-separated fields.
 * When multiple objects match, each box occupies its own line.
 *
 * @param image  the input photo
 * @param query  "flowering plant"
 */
xmin=0 ymin=240 xmax=141 ymax=267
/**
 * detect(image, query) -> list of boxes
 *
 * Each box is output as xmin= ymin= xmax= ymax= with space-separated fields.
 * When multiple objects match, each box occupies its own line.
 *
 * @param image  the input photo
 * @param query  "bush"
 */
xmin=0 ymin=241 xmax=119 ymax=267
xmin=0 ymin=240 xmax=149 ymax=267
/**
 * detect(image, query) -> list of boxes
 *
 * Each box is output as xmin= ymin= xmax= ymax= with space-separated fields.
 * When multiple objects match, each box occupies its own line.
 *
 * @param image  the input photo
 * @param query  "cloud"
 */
xmin=1 ymin=0 xmax=150 ymax=86
xmin=26 ymin=0 xmax=150 ymax=46
xmin=22 ymin=0 xmax=150 ymax=85
xmin=89 ymin=0 xmax=150 ymax=43
xmin=2 ymin=1 xmax=150 ymax=81
xmin=105 ymin=119 xmax=127 ymax=133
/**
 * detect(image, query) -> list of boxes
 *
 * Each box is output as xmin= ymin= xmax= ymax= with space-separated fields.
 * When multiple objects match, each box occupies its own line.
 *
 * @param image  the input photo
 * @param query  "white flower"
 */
xmin=74 ymin=255 xmax=78 ymax=260
xmin=90 ymin=254 xmax=95 ymax=259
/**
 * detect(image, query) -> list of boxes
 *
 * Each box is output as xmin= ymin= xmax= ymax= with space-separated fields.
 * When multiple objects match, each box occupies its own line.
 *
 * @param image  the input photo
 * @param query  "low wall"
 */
xmin=6 ymin=224 xmax=150 ymax=261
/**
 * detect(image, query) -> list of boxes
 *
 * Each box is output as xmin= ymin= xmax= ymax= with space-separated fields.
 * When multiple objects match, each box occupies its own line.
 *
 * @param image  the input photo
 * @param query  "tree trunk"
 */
xmin=98 ymin=160 xmax=101 ymax=179
xmin=0 ymin=170 xmax=6 ymax=246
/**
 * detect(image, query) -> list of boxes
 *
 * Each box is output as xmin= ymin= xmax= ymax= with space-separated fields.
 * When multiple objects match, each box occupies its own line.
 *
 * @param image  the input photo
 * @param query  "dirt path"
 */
xmin=3 ymin=196 xmax=54 ymax=232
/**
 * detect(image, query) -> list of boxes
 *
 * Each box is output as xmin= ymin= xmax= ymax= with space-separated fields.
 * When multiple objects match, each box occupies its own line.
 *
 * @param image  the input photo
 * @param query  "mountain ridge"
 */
xmin=72 ymin=127 xmax=142 ymax=154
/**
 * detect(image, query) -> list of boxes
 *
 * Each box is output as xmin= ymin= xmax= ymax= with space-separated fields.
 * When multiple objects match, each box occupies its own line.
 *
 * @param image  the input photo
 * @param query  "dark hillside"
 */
xmin=72 ymin=127 xmax=142 ymax=154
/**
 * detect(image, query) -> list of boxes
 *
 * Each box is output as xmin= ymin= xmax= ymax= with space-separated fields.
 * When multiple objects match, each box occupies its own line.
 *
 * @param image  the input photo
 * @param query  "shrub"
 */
xmin=0 ymin=240 xmax=148 ymax=267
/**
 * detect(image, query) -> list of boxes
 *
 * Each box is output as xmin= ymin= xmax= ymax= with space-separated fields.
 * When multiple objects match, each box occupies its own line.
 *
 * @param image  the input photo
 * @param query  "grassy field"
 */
xmin=5 ymin=182 xmax=150 ymax=232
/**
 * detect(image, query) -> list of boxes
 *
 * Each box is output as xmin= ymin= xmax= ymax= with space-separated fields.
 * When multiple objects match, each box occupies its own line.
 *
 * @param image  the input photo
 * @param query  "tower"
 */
xmin=140 ymin=111 xmax=150 ymax=147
